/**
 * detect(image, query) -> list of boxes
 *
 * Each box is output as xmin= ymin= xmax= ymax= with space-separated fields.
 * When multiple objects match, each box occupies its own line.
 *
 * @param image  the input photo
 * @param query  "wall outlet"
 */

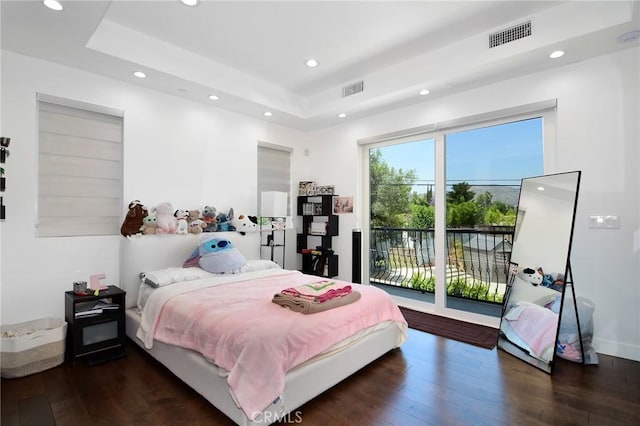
xmin=588 ymin=215 xmax=620 ymax=229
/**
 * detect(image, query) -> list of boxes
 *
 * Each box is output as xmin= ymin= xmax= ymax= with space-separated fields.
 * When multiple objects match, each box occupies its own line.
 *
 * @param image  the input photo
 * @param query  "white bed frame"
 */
xmin=120 ymin=233 xmax=404 ymax=425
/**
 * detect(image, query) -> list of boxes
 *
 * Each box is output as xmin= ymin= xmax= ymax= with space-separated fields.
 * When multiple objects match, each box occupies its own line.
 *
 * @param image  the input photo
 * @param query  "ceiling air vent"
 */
xmin=489 ymin=21 xmax=531 ymax=48
xmin=342 ymin=81 xmax=364 ymax=97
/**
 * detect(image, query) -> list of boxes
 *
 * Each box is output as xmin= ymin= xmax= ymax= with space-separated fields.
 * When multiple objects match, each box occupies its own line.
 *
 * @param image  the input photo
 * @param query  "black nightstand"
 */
xmin=64 ymin=285 xmax=126 ymax=365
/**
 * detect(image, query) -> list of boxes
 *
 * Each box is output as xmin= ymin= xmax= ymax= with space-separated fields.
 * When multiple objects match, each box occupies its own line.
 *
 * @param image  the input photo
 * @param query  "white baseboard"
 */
xmin=592 ymin=337 xmax=640 ymax=362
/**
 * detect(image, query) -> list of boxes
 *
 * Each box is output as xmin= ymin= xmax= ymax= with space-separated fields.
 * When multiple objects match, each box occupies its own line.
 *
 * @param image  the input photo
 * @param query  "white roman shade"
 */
xmin=37 ymin=96 xmax=123 ymax=237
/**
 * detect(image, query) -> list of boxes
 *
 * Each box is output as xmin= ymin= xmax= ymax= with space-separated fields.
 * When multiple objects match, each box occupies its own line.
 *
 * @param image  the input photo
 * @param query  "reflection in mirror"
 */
xmin=498 ymin=171 xmax=581 ymax=373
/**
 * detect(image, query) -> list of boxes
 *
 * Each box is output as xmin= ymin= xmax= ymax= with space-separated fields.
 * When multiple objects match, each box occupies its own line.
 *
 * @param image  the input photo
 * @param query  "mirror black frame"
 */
xmin=497 ymin=171 xmax=582 ymax=373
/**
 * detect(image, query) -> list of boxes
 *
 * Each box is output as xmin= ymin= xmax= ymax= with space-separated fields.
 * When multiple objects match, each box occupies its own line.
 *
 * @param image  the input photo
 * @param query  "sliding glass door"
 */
xmin=368 ymin=138 xmax=436 ymax=303
xmin=362 ymin=110 xmax=548 ymax=319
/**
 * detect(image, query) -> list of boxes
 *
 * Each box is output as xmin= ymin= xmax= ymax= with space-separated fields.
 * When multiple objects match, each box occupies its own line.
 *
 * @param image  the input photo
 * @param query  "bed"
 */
xmin=499 ymin=275 xmax=559 ymax=362
xmin=120 ymin=232 xmax=407 ymax=425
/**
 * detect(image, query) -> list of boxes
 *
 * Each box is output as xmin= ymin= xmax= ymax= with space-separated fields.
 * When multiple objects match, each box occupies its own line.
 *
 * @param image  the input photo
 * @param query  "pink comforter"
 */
xmin=147 ymin=271 xmax=407 ymax=419
xmin=505 ymin=302 xmax=558 ymax=357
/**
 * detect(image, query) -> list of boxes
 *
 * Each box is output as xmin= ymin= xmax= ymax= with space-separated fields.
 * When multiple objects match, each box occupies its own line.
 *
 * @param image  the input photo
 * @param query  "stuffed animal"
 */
xmin=202 ymin=205 xmax=218 ymax=232
xmin=232 ymin=214 xmax=258 ymax=235
xmin=518 ymin=267 xmax=543 ymax=286
xmin=183 ymin=235 xmax=246 ymax=273
xmin=215 ymin=208 xmax=236 ymax=232
xmin=153 ymin=202 xmax=177 ymax=234
xmin=120 ymin=200 xmax=147 ymax=236
xmin=537 ymin=267 xmax=565 ymax=291
xmin=188 ymin=219 xmax=206 ymax=234
xmin=140 ymin=214 xmax=157 ymax=235
xmin=187 ymin=210 xmax=201 ymax=224
xmin=174 ymin=209 xmax=189 ymax=235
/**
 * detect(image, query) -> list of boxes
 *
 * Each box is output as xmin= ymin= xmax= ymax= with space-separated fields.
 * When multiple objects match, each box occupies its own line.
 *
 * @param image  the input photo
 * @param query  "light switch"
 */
xmin=588 ymin=215 xmax=620 ymax=229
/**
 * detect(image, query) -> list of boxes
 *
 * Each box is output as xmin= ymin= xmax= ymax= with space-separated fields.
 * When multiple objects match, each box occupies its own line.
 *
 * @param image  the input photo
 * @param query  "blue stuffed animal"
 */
xmin=215 ymin=208 xmax=236 ymax=232
xmin=183 ymin=236 xmax=246 ymax=273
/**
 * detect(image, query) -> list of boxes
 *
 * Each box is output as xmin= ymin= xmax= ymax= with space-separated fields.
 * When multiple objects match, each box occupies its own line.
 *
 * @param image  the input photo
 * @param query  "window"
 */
xmin=257 ymin=142 xmax=292 ymax=214
xmin=37 ymin=94 xmax=123 ymax=237
xmin=360 ymin=100 xmax=554 ymax=318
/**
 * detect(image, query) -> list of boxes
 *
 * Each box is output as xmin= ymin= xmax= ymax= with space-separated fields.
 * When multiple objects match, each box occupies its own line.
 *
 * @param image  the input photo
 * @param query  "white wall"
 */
xmin=295 ymin=48 xmax=640 ymax=361
xmin=0 ymin=50 xmax=304 ymax=325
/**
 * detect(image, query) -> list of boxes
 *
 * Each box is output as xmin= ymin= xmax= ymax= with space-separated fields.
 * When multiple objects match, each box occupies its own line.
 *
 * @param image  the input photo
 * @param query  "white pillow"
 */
xmin=239 ymin=259 xmax=282 ymax=273
xmin=140 ymin=266 xmax=213 ymax=288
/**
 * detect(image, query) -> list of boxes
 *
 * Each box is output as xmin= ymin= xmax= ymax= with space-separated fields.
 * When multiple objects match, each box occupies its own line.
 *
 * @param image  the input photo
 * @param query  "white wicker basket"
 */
xmin=1 ymin=318 xmax=67 ymax=378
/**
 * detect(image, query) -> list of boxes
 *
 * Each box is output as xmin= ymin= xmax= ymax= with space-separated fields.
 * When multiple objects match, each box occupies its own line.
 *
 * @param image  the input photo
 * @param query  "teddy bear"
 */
xmin=120 ymin=200 xmax=148 ymax=237
xmin=174 ymin=209 xmax=189 ymax=235
xmin=201 ymin=205 xmax=218 ymax=232
xmin=186 ymin=209 xmax=206 ymax=234
xmin=152 ymin=202 xmax=177 ymax=234
xmin=518 ymin=267 xmax=543 ymax=286
xmin=187 ymin=210 xmax=201 ymax=224
xmin=188 ymin=219 xmax=206 ymax=234
xmin=140 ymin=214 xmax=157 ymax=235
xmin=232 ymin=213 xmax=258 ymax=235
xmin=215 ymin=208 xmax=236 ymax=232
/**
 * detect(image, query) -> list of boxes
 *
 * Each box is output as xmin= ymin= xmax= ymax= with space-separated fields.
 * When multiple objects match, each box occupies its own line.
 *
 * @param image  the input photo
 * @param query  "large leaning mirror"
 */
xmin=498 ymin=171 xmax=581 ymax=373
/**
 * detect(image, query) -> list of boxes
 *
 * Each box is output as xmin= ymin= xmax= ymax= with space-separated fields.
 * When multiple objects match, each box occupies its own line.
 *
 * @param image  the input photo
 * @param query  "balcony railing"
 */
xmin=370 ymin=227 xmax=514 ymax=305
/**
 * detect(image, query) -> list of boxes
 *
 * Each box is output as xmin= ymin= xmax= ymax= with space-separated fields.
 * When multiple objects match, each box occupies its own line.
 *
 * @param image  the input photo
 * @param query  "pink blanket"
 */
xmin=505 ymin=302 xmax=558 ymax=357
xmin=281 ymin=280 xmax=351 ymax=302
xmin=146 ymin=271 xmax=407 ymax=420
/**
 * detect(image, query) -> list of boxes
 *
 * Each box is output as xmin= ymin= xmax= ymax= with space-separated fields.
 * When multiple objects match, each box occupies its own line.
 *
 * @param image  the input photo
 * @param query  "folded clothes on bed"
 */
xmin=281 ymin=280 xmax=352 ymax=302
xmin=272 ymin=291 xmax=361 ymax=314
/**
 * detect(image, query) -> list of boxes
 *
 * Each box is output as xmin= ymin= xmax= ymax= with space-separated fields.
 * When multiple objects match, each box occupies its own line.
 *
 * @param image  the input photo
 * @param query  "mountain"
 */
xmin=471 ymin=185 xmax=520 ymax=207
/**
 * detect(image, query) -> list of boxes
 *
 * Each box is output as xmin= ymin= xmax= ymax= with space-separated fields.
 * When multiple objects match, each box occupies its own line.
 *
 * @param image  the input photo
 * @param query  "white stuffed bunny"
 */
xmin=153 ymin=202 xmax=177 ymax=234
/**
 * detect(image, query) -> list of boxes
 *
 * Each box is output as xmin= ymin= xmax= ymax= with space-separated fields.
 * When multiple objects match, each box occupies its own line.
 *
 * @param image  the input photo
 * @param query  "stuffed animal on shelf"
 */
xmin=153 ymin=202 xmax=177 ymax=234
xmin=140 ymin=214 xmax=157 ymax=235
xmin=232 ymin=213 xmax=258 ymax=235
xmin=202 ymin=205 xmax=218 ymax=232
xmin=174 ymin=209 xmax=189 ymax=235
xmin=186 ymin=209 xmax=205 ymax=234
xmin=215 ymin=208 xmax=236 ymax=232
xmin=518 ymin=267 xmax=543 ymax=286
xmin=120 ymin=200 xmax=148 ymax=237
xmin=187 ymin=210 xmax=201 ymax=224
xmin=188 ymin=219 xmax=206 ymax=234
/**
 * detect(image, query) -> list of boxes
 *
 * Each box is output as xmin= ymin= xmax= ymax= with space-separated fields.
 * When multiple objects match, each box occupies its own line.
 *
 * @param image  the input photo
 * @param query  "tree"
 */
xmin=446 ymin=182 xmax=475 ymax=204
xmin=409 ymin=204 xmax=435 ymax=229
xmin=369 ymin=149 xmax=418 ymax=227
xmin=447 ymin=201 xmax=479 ymax=227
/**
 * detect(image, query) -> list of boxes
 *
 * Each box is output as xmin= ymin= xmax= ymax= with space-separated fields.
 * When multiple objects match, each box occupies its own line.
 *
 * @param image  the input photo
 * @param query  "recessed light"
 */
xmin=180 ymin=0 xmax=198 ymax=6
xmin=133 ymin=71 xmax=147 ymax=79
xmin=208 ymin=94 xmax=219 ymax=101
xmin=338 ymin=113 xmax=347 ymax=118
xmin=43 ymin=0 xmax=63 ymax=11
xmin=549 ymin=50 xmax=565 ymax=59
xmin=537 ymin=186 xmax=545 ymax=191
xmin=305 ymin=58 xmax=319 ymax=68
xmin=263 ymin=111 xmax=272 ymax=117
xmin=419 ymin=89 xmax=430 ymax=96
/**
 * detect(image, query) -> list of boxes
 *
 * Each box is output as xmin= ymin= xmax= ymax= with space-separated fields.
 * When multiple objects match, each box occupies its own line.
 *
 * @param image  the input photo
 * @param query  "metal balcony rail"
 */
xmin=370 ymin=227 xmax=514 ymax=304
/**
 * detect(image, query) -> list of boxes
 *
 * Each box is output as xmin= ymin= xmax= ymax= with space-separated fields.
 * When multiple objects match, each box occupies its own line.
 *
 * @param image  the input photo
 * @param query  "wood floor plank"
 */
xmin=2 ymin=329 xmax=639 ymax=426
xmin=16 ymin=394 xmax=55 ymax=426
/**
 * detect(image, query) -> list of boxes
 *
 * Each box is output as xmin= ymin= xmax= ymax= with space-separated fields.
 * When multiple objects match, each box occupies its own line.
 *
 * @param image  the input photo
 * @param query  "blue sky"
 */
xmin=376 ymin=118 xmax=544 ymax=192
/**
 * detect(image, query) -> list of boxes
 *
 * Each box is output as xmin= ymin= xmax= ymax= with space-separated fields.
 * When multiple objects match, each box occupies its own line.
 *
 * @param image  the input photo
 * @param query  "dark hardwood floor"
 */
xmin=2 ymin=329 xmax=639 ymax=425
